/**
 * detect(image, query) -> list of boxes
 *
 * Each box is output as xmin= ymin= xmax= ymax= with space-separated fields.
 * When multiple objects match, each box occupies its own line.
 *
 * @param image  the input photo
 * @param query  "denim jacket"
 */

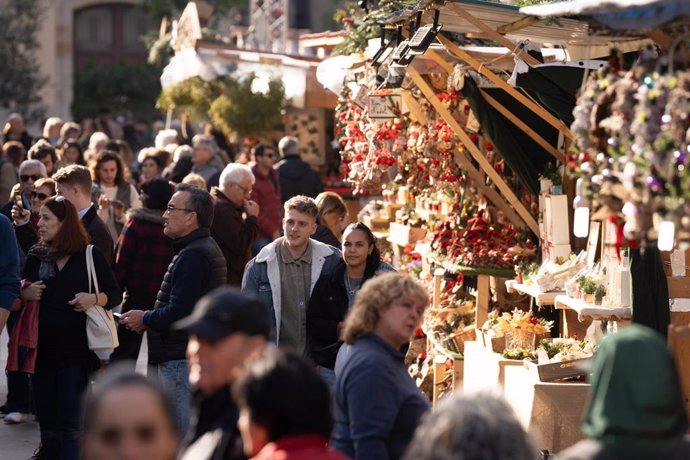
xmin=241 ymin=237 xmax=341 ymax=341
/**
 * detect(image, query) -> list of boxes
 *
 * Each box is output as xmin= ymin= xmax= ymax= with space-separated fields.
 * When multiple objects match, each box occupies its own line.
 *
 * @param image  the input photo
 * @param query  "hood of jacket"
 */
xmin=275 ymin=156 xmax=313 ymax=181
xmin=582 ymin=325 xmax=687 ymax=454
xmin=126 ymin=207 xmax=165 ymax=225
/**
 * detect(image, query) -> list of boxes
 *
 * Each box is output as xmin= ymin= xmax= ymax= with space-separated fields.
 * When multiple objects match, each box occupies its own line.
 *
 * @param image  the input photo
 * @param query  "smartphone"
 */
xmin=112 ymin=312 xmax=122 ymax=320
xmin=15 ymin=193 xmax=31 ymax=211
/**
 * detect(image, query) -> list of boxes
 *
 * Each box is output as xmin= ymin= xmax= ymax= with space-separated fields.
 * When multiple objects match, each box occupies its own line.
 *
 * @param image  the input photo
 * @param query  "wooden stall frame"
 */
xmin=408 ymin=66 xmax=540 ymax=235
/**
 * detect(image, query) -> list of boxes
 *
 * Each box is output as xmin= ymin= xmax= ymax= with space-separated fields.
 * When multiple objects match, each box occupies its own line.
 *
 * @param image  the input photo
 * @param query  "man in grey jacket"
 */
xmin=242 ymin=195 xmax=340 ymax=355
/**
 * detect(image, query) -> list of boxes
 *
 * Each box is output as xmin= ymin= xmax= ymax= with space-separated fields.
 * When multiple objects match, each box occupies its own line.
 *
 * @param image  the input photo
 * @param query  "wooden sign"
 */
xmin=586 ymin=221 xmax=601 ymax=266
xmin=367 ymin=92 xmax=402 ymax=119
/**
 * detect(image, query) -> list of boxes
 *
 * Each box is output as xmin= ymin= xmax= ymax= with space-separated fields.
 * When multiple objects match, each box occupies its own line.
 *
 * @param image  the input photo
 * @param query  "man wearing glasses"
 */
xmin=0 ymin=159 xmax=46 ymax=222
xmin=210 ymin=163 xmax=259 ymax=286
xmin=121 ymin=183 xmax=227 ymax=437
xmin=250 ymin=144 xmax=283 ymax=256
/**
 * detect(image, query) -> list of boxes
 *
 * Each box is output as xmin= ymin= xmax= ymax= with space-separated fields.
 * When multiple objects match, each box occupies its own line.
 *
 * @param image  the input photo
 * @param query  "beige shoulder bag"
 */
xmin=85 ymin=245 xmax=119 ymax=351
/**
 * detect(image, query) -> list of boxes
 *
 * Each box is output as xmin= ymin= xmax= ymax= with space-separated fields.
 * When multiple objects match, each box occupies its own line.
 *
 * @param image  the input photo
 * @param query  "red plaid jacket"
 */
xmin=114 ymin=208 xmax=174 ymax=312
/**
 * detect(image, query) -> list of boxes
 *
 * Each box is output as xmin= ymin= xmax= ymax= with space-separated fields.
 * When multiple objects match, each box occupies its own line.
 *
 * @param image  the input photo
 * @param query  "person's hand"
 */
xmin=120 ymin=310 xmax=147 ymax=333
xmin=69 ymin=292 xmax=98 ymax=312
xmin=244 ymin=199 xmax=259 ymax=218
xmin=98 ymin=194 xmax=111 ymax=210
xmin=22 ymin=281 xmax=45 ymax=301
xmin=11 ymin=204 xmax=30 ymax=226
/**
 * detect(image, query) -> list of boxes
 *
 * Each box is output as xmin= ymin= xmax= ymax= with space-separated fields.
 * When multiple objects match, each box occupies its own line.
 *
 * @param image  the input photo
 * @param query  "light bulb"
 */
xmin=573 ymin=206 xmax=590 ymax=238
xmin=658 ymin=220 xmax=675 ymax=251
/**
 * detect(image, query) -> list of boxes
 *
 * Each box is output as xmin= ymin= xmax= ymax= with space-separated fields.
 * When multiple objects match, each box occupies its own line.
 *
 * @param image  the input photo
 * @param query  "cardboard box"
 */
xmin=389 ymin=222 xmax=427 ymax=246
xmin=544 ymin=194 xmax=570 ymax=245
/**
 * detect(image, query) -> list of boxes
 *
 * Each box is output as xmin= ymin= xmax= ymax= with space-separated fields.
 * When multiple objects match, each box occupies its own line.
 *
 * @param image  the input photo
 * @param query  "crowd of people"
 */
xmin=0 ymin=112 xmax=688 ymax=460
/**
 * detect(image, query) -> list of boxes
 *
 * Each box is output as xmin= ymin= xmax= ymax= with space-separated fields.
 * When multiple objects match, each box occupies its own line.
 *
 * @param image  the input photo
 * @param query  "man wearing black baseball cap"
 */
xmin=175 ymin=287 xmax=270 ymax=460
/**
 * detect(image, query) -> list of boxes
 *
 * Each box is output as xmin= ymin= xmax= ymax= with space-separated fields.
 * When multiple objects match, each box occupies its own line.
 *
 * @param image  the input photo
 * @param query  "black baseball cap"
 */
xmin=174 ymin=287 xmax=271 ymax=341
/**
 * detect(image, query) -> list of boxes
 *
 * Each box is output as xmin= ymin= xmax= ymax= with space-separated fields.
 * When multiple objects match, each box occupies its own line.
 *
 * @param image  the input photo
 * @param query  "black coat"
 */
xmin=146 ymin=228 xmax=227 ymax=364
xmin=275 ymin=155 xmax=323 ymax=202
xmin=180 ymin=387 xmax=246 ymax=460
xmin=308 ymin=262 xmax=364 ymax=369
xmin=23 ymin=245 xmax=122 ymax=369
xmin=82 ymin=206 xmax=114 ymax=264
xmin=312 ymin=223 xmax=340 ymax=249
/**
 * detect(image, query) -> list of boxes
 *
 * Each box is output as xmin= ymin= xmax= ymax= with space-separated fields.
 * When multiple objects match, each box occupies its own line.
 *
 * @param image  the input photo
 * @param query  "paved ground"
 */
xmin=0 ymin=328 xmax=39 ymax=460
xmin=0 ymin=329 xmax=149 ymax=459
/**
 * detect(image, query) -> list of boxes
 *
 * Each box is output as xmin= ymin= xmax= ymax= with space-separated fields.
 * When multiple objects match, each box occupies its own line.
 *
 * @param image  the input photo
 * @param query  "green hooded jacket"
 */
xmin=559 ymin=325 xmax=690 ymax=459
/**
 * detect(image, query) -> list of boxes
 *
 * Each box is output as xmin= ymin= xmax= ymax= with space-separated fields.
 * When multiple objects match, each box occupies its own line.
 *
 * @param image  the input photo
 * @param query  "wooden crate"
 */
xmin=526 ymin=358 xmax=591 ymax=382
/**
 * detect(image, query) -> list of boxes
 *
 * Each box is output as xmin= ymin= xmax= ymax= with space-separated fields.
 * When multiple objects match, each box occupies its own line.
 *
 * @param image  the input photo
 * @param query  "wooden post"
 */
xmin=444 ymin=3 xmax=542 ymax=67
xmin=408 ymin=67 xmax=540 ymax=235
xmin=437 ymin=34 xmax=574 ymax=142
xmin=476 ymin=274 xmax=490 ymax=327
xmin=479 ymin=89 xmax=565 ymax=163
xmin=433 ymin=268 xmax=445 ymax=308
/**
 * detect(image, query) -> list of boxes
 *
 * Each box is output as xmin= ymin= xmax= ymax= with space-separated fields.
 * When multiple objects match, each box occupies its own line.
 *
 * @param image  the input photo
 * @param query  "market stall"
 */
xmin=326 ymin=0 xmax=690 ymax=454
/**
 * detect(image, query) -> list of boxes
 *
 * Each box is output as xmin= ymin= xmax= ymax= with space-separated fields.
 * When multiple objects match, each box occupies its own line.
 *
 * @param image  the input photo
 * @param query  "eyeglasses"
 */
xmin=232 ymin=183 xmax=252 ymax=194
xmin=30 ymin=191 xmax=50 ymax=200
xmin=165 ymin=204 xmax=194 ymax=213
xmin=20 ymin=174 xmax=41 ymax=182
xmin=262 ymin=152 xmax=276 ymax=158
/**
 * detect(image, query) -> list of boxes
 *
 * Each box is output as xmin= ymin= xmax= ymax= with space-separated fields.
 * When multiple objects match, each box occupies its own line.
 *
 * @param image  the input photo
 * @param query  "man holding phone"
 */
xmin=0 ymin=159 xmax=47 ymax=222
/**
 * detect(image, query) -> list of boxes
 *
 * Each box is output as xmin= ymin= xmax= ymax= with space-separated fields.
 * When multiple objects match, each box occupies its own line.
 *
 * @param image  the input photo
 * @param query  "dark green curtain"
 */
xmin=461 ymin=77 xmax=557 ymax=195
xmin=631 ymin=246 xmax=670 ymax=337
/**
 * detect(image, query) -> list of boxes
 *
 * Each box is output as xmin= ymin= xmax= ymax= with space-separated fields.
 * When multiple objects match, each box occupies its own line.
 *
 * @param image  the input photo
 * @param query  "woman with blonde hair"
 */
xmin=331 ymin=273 xmax=430 ymax=460
xmin=313 ymin=191 xmax=348 ymax=247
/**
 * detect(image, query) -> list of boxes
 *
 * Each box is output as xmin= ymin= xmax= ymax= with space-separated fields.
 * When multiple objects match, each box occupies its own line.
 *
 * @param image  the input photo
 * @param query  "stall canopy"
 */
xmin=521 ymin=0 xmax=690 ymax=31
xmin=381 ymin=0 xmax=652 ymax=59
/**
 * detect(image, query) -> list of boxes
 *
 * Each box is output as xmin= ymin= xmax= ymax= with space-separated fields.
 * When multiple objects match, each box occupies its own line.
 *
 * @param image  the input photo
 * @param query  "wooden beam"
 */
xmin=496 ymin=15 xmax=539 ymax=34
xmin=479 ymin=89 xmax=565 ymax=163
xmin=437 ymin=34 xmax=574 ymax=142
xmin=453 ymin=150 xmax=527 ymax=231
xmin=445 ymin=3 xmax=542 ymax=67
xmin=408 ymin=67 xmax=539 ymax=234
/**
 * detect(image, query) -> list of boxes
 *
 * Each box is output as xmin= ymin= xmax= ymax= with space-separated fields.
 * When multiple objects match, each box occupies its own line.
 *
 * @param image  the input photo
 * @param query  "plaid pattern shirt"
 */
xmin=114 ymin=209 xmax=174 ymax=311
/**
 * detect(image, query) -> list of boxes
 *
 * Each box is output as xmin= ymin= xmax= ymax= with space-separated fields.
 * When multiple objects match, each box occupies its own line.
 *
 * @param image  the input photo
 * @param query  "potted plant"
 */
xmin=540 ymin=163 xmax=563 ymax=195
xmin=582 ymin=279 xmax=596 ymax=304
xmin=594 ymin=284 xmax=606 ymax=305
xmin=514 ymin=260 xmax=530 ymax=284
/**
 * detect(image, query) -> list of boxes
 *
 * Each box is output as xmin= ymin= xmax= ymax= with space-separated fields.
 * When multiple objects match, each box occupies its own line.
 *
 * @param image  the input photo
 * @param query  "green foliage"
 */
xmin=71 ymin=61 xmax=162 ymax=121
xmin=333 ymin=0 xmax=418 ymax=55
xmin=0 ymin=0 xmax=46 ymax=121
xmin=158 ymin=74 xmax=286 ymax=139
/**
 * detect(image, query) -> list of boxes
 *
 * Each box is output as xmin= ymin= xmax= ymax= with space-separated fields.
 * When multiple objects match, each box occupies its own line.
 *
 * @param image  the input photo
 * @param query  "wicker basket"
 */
xmin=505 ymin=329 xmax=537 ymax=350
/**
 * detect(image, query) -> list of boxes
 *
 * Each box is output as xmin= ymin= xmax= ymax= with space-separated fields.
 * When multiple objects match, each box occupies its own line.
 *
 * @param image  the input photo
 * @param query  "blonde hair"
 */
xmin=315 ymin=191 xmax=347 ymax=223
xmin=343 ymin=273 xmax=429 ymax=344
xmin=182 ymin=172 xmax=207 ymax=190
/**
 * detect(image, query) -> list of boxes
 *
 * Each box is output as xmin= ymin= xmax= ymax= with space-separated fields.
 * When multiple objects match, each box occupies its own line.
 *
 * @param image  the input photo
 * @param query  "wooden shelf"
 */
xmin=427 ymin=253 xmax=515 ymax=278
xmin=554 ymin=295 xmax=632 ymax=321
xmin=505 ymin=280 xmax=563 ymax=307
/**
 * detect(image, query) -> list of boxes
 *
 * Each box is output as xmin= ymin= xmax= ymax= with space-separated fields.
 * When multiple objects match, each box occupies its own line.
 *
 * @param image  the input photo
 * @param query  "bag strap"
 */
xmin=86 ymin=245 xmax=100 ymax=295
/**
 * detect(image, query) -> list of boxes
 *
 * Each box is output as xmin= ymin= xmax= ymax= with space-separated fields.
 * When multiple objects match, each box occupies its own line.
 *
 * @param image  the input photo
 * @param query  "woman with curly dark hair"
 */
xmin=22 ymin=196 xmax=121 ymax=459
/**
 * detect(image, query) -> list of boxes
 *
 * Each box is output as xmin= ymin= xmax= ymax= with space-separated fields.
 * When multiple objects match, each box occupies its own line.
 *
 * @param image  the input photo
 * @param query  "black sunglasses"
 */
xmin=20 ymin=174 xmax=41 ymax=182
xmin=30 ymin=191 xmax=50 ymax=200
